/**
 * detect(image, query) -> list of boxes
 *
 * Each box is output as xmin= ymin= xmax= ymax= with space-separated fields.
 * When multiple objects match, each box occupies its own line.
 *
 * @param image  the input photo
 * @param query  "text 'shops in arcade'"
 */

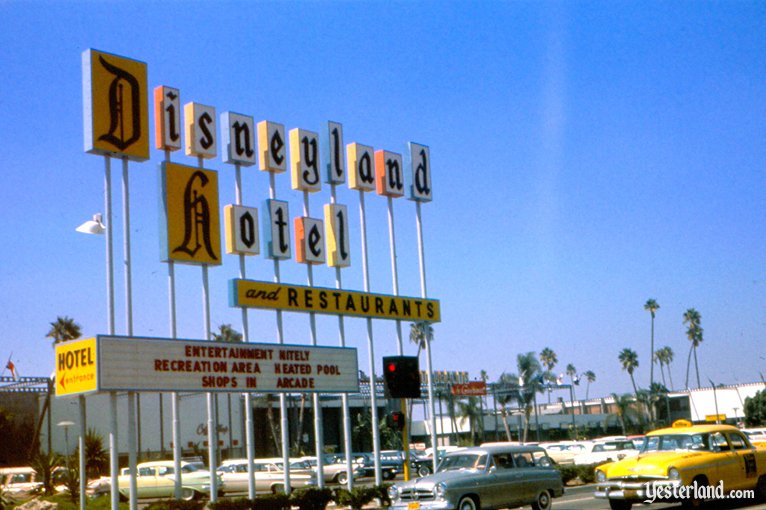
xmin=382 ymin=356 xmax=421 ymax=399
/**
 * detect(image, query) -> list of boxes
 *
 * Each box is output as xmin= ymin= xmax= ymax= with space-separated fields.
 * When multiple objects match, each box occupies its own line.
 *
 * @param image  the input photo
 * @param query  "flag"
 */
xmin=6 ymin=360 xmax=17 ymax=380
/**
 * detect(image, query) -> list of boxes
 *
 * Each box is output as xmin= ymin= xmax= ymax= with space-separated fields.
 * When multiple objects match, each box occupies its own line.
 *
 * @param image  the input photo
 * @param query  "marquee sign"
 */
xmin=59 ymin=336 xmax=359 ymax=394
xmin=82 ymin=49 xmax=149 ymax=161
xmin=229 ymin=279 xmax=441 ymax=322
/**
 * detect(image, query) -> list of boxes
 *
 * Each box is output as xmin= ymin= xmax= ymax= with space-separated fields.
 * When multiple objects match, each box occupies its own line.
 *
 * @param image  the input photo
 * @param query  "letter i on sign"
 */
xmin=347 ymin=143 xmax=375 ymax=191
xmin=184 ymin=103 xmax=217 ymax=159
xmin=154 ymin=86 xmax=181 ymax=151
xmin=290 ymin=128 xmax=321 ymax=192
xmin=375 ymin=150 xmax=404 ymax=198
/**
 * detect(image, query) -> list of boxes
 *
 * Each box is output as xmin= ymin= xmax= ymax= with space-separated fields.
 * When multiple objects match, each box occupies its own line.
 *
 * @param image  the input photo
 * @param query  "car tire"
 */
xmin=608 ymin=500 xmax=632 ymax=510
xmin=181 ymin=488 xmax=198 ymax=501
xmin=418 ymin=465 xmax=432 ymax=477
xmin=272 ymin=483 xmax=286 ymax=494
xmin=458 ymin=496 xmax=479 ymax=510
xmin=757 ymin=475 xmax=766 ymax=500
xmin=531 ymin=490 xmax=552 ymax=510
xmin=383 ymin=470 xmax=395 ymax=480
xmin=336 ymin=472 xmax=349 ymax=485
xmin=681 ymin=476 xmax=708 ymax=510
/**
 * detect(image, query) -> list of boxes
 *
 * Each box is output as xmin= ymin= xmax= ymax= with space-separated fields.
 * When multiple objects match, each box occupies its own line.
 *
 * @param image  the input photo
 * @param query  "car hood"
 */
xmin=602 ymin=451 xmax=708 ymax=478
xmin=397 ymin=469 xmax=482 ymax=489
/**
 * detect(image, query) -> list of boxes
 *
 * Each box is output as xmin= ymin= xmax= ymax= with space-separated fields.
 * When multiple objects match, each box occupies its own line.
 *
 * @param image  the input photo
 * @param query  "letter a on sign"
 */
xmin=160 ymin=162 xmax=222 ymax=265
xmin=347 ymin=143 xmax=375 ymax=192
xmin=324 ymin=203 xmax=350 ymax=268
xmin=225 ymin=204 xmax=259 ymax=256
xmin=82 ymin=49 xmax=149 ymax=161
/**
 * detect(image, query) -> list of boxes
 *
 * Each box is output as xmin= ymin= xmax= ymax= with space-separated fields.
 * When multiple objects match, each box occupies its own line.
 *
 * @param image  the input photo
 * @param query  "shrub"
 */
xmin=371 ymin=484 xmax=392 ymax=507
xmin=333 ymin=486 xmax=378 ymax=510
xmin=555 ymin=464 xmax=579 ymax=484
xmin=209 ymin=498 xmax=254 ymax=510
xmin=145 ymin=499 xmax=206 ymax=510
xmin=253 ymin=493 xmax=291 ymax=510
xmin=290 ymin=487 xmax=334 ymax=510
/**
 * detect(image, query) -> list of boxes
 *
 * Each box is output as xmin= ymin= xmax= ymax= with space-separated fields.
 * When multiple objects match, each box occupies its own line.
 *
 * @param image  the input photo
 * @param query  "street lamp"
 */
xmin=76 ymin=213 xmax=106 ymax=235
xmin=57 ymin=420 xmax=75 ymax=467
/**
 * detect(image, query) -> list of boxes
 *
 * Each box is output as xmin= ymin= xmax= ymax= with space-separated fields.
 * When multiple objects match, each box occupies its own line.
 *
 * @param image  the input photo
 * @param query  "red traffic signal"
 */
xmin=391 ymin=411 xmax=405 ymax=432
xmin=382 ymin=356 xmax=421 ymax=399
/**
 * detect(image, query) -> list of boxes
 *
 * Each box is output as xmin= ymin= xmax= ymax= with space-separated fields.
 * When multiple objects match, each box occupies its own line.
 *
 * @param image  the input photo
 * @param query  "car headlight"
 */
xmin=668 ymin=467 xmax=680 ymax=480
xmin=434 ymin=482 xmax=447 ymax=499
xmin=595 ymin=469 xmax=606 ymax=483
xmin=388 ymin=486 xmax=399 ymax=501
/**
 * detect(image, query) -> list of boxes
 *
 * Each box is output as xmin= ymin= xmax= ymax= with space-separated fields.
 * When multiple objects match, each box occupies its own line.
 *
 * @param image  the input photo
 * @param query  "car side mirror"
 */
xmin=488 ymin=466 xmax=496 ymax=474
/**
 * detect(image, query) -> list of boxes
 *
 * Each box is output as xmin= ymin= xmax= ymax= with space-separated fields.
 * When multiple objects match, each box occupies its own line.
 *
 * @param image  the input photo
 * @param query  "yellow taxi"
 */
xmin=594 ymin=421 xmax=766 ymax=510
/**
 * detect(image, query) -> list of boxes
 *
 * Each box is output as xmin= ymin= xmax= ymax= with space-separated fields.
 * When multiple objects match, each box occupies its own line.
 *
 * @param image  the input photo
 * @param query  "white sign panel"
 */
xmin=97 ymin=335 xmax=359 ymax=393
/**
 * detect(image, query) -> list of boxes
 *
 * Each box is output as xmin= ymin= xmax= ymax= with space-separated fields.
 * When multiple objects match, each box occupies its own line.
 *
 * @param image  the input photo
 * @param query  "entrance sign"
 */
xmin=82 ymin=49 xmax=149 ymax=161
xmin=229 ymin=279 xmax=441 ymax=322
xmin=160 ymin=161 xmax=222 ymax=265
xmin=55 ymin=338 xmax=98 ymax=397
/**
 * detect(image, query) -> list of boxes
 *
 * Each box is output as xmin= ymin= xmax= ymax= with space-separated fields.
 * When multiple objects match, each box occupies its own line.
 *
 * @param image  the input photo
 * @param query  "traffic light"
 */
xmin=382 ymin=356 xmax=421 ymax=398
xmin=390 ymin=411 xmax=406 ymax=431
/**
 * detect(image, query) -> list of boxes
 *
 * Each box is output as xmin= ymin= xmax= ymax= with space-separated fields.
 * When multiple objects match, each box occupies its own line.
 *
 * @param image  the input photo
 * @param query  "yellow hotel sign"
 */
xmin=161 ymin=162 xmax=222 ymax=265
xmin=230 ymin=279 xmax=440 ymax=322
xmin=82 ymin=49 xmax=149 ymax=161
xmin=55 ymin=338 xmax=98 ymax=397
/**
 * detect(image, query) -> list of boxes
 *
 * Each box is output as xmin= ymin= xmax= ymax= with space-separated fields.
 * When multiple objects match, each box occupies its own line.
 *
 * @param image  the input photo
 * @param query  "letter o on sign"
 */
xmin=225 ymin=204 xmax=260 ymax=256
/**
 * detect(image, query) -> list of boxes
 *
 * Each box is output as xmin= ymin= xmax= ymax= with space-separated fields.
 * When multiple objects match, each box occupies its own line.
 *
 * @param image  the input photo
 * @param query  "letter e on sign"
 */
xmin=324 ymin=203 xmax=350 ymax=268
xmin=294 ymin=217 xmax=325 ymax=265
xmin=222 ymin=112 xmax=256 ymax=166
xmin=225 ymin=204 xmax=259 ymax=256
xmin=257 ymin=121 xmax=286 ymax=173
xmin=407 ymin=142 xmax=432 ymax=202
xmin=375 ymin=150 xmax=404 ymax=198
xmin=290 ymin=128 xmax=321 ymax=192
xmin=154 ymin=86 xmax=181 ymax=151
xmin=184 ymin=102 xmax=217 ymax=159
xmin=347 ymin=143 xmax=375 ymax=192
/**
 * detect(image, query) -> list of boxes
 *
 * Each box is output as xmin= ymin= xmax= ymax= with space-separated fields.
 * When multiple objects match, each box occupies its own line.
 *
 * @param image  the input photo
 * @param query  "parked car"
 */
xmin=380 ymin=450 xmax=405 ymax=476
xmin=352 ymin=452 xmax=398 ymax=480
xmin=296 ymin=455 xmax=364 ymax=484
xmin=87 ymin=460 xmax=218 ymax=501
xmin=389 ymin=445 xmax=563 ymax=510
xmin=217 ymin=459 xmax=315 ymax=494
xmin=595 ymin=423 xmax=766 ymax=510
xmin=0 ymin=467 xmax=42 ymax=500
xmin=572 ymin=439 xmax=638 ymax=465
xmin=539 ymin=441 xmax=590 ymax=465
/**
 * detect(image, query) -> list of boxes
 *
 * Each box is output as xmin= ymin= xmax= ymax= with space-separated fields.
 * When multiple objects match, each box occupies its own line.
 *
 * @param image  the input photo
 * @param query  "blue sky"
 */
xmin=1 ymin=1 xmax=765 ymax=401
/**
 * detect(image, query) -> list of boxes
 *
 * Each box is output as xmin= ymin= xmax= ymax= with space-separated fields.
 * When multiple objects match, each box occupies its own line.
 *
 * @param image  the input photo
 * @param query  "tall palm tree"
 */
xmin=610 ymin=393 xmax=636 ymax=435
xmin=584 ymin=370 xmax=596 ymax=399
xmin=644 ymin=299 xmax=660 ymax=390
xmin=539 ymin=348 xmax=557 ymax=402
xmin=566 ymin=363 xmax=578 ymax=401
xmin=516 ymin=352 xmax=544 ymax=443
xmin=683 ymin=308 xmax=703 ymax=389
xmin=653 ymin=350 xmax=666 ymax=387
xmin=494 ymin=372 xmax=518 ymax=441
xmin=210 ymin=323 xmax=243 ymax=342
xmin=618 ymin=348 xmax=640 ymax=397
xmin=46 ymin=316 xmax=82 ymax=345
xmin=659 ymin=346 xmax=675 ymax=390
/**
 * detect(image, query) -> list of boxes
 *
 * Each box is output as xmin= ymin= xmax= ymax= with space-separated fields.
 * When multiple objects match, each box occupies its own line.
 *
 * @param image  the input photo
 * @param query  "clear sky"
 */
xmin=1 ymin=1 xmax=765 ymax=401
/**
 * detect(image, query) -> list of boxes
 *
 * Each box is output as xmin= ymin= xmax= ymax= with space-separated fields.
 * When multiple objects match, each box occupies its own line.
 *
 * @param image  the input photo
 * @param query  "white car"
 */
xmin=0 ymin=467 xmax=42 ymax=499
xmin=539 ymin=441 xmax=590 ymax=465
xmin=572 ymin=439 xmax=639 ymax=465
xmin=87 ymin=460 xmax=218 ymax=500
xmin=218 ymin=459 xmax=316 ymax=494
xmin=296 ymin=455 xmax=364 ymax=484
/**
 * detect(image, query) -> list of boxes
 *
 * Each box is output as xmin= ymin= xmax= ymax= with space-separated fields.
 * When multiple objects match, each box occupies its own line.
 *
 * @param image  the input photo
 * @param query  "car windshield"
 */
xmin=640 ymin=433 xmax=710 ymax=453
xmin=437 ymin=453 xmax=487 ymax=472
xmin=181 ymin=464 xmax=202 ymax=473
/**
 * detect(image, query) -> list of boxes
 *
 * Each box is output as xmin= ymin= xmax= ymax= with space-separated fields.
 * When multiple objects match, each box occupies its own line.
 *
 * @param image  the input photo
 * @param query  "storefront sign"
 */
xmin=229 ymin=279 xmax=440 ymax=322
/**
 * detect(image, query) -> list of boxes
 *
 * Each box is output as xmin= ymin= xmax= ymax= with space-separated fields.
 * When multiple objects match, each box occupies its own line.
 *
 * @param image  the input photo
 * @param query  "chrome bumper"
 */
xmin=594 ymin=479 xmax=681 ymax=500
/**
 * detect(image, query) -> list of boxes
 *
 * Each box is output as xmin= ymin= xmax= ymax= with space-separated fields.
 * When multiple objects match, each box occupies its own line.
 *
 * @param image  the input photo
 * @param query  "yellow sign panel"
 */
xmin=705 ymin=414 xmax=727 ymax=422
xmin=55 ymin=338 xmax=98 ymax=397
xmin=82 ymin=49 xmax=149 ymax=161
xmin=161 ymin=162 xmax=222 ymax=265
xmin=230 ymin=279 xmax=440 ymax=322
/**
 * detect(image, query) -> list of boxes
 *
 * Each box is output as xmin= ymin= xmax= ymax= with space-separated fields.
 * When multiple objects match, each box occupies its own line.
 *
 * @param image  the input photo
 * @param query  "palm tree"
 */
xmin=566 ymin=363 xmax=578 ymax=397
xmin=73 ymin=428 xmax=108 ymax=480
xmin=539 ymin=348 xmax=557 ymax=403
xmin=516 ymin=352 xmax=544 ymax=443
xmin=210 ymin=323 xmax=243 ymax=342
xmin=659 ymin=346 xmax=675 ymax=390
xmin=494 ymin=372 xmax=517 ymax=441
xmin=683 ymin=308 xmax=703 ymax=389
xmin=644 ymin=299 xmax=660 ymax=390
xmin=584 ymin=370 xmax=596 ymax=399
xmin=46 ymin=316 xmax=82 ymax=345
xmin=409 ymin=321 xmax=433 ymax=357
xmin=456 ymin=396 xmax=483 ymax=445
xmin=610 ymin=393 xmax=636 ymax=435
xmin=618 ymin=348 xmax=640 ymax=396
